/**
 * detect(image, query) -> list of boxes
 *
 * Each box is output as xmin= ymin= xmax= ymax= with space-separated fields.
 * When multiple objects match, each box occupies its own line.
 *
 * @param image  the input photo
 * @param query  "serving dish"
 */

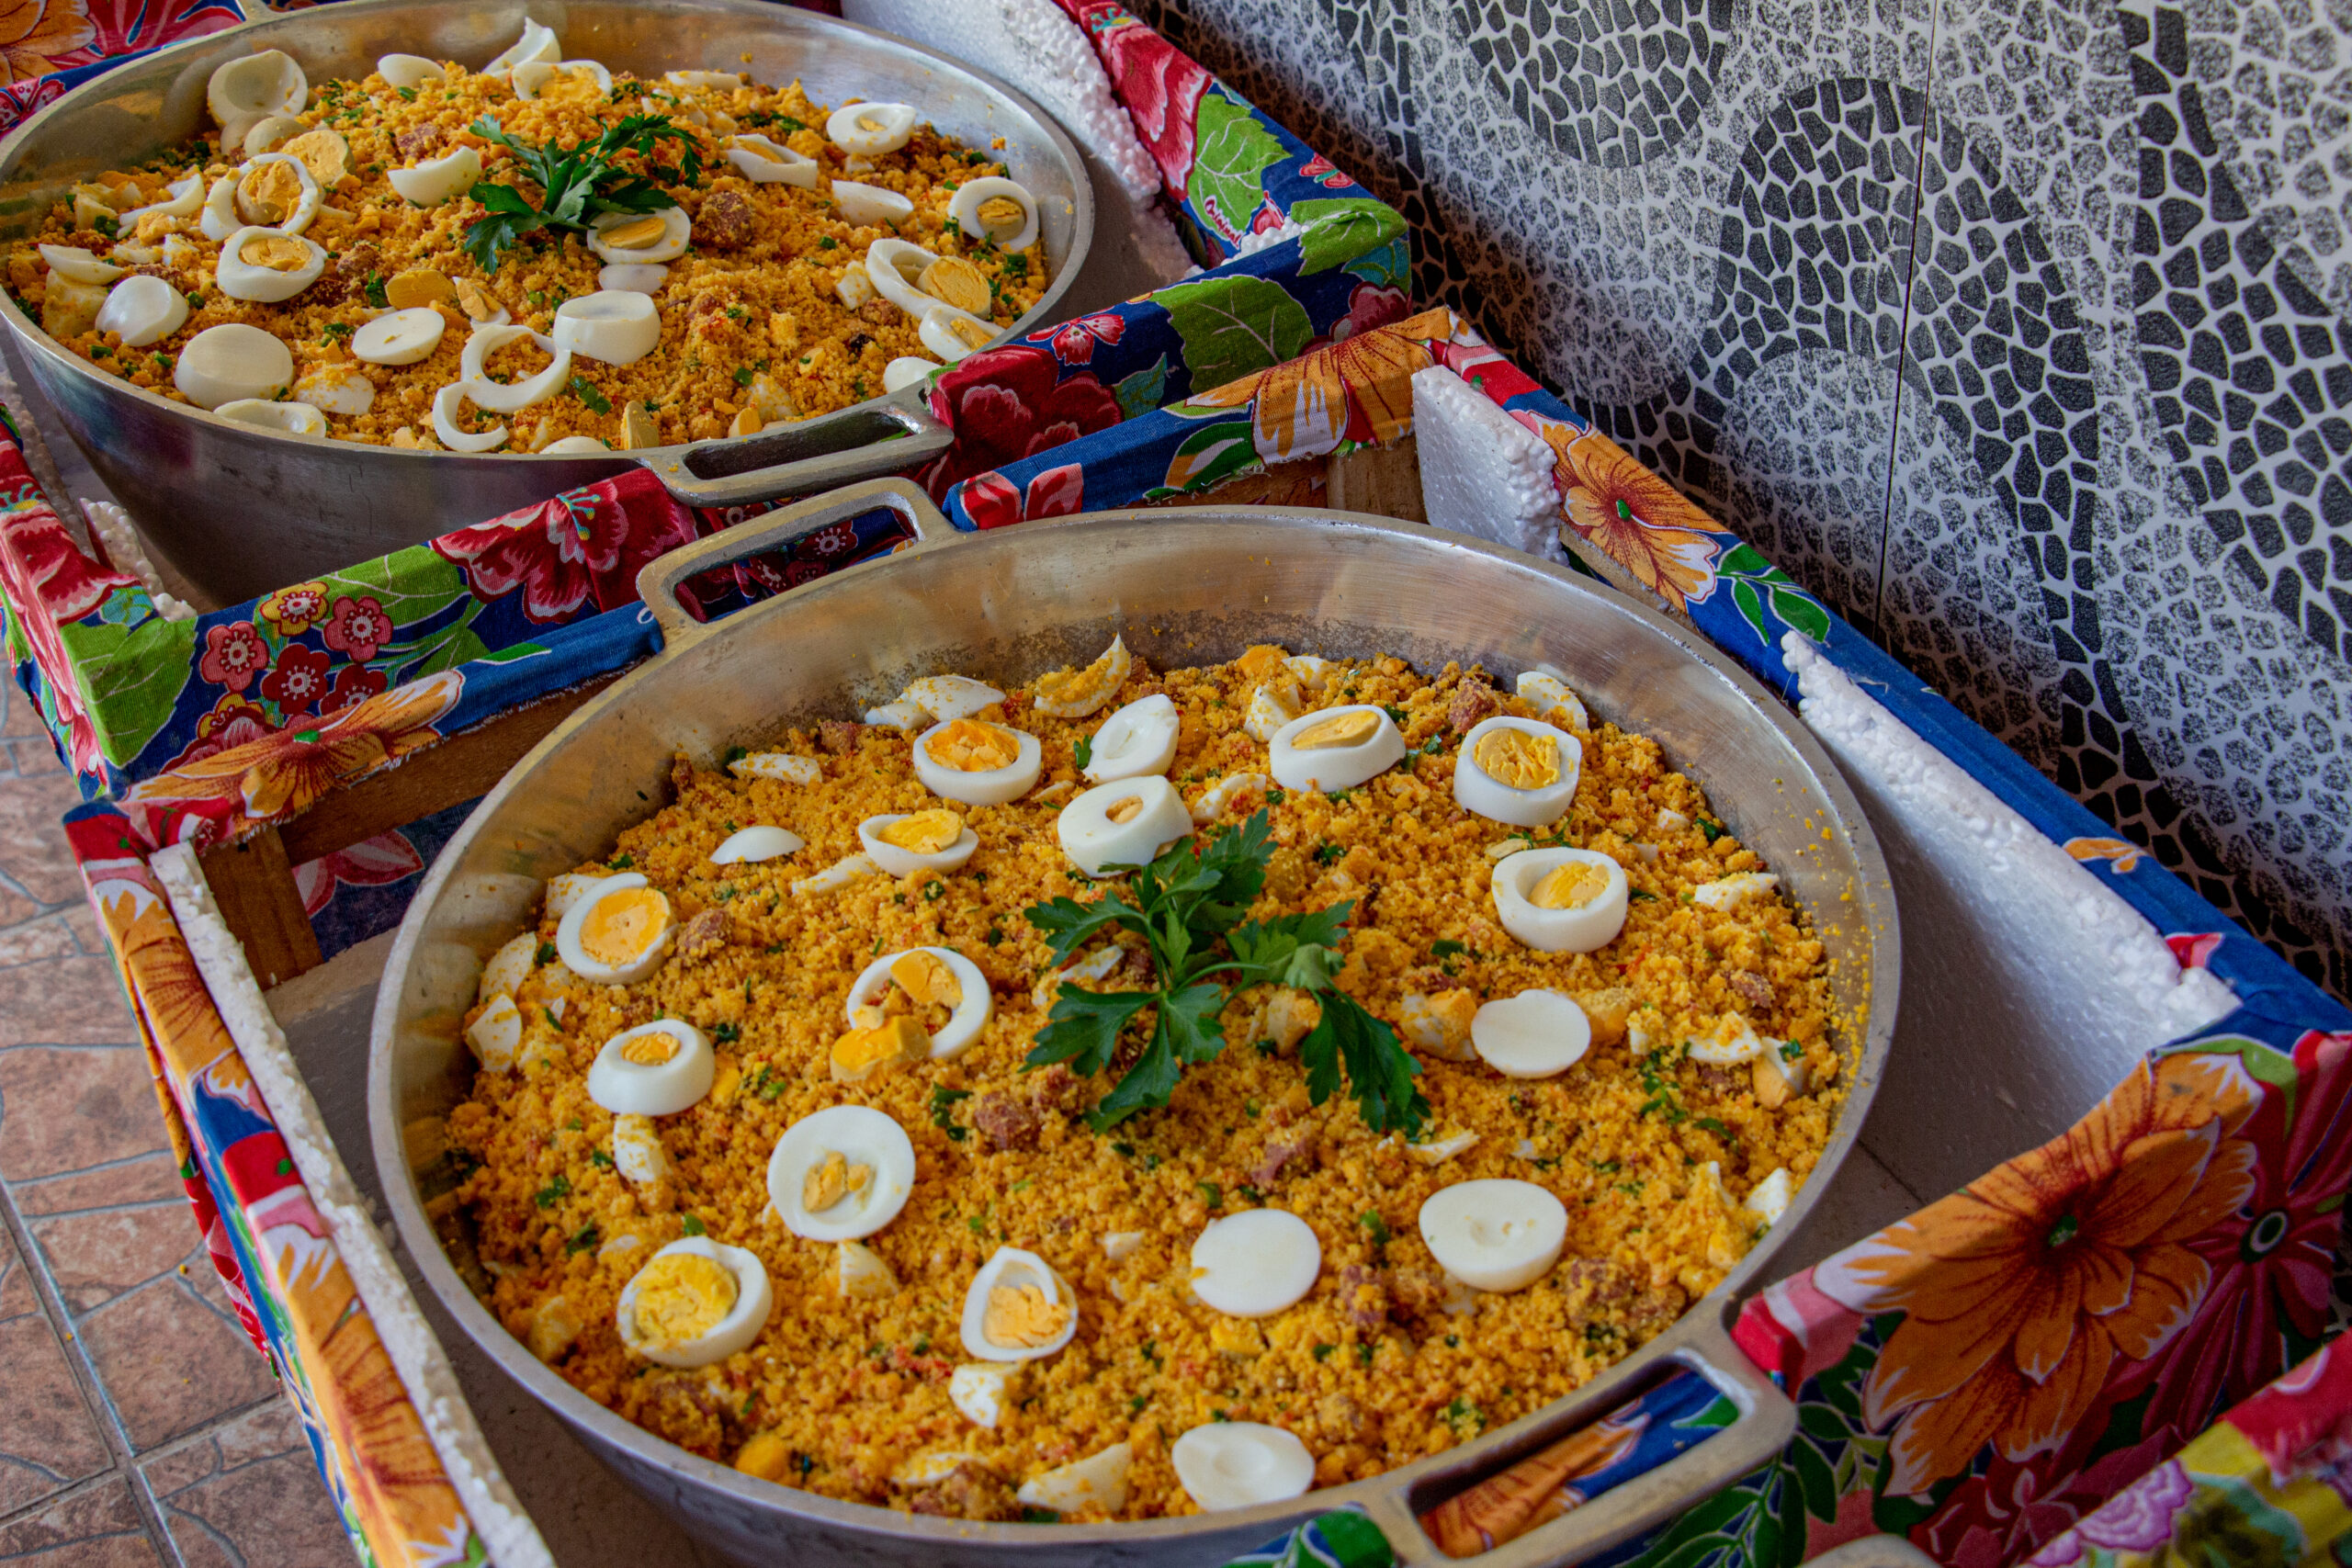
xmin=0 ymin=0 xmax=1093 ymax=603
xmin=371 ymin=479 xmax=1900 ymax=1566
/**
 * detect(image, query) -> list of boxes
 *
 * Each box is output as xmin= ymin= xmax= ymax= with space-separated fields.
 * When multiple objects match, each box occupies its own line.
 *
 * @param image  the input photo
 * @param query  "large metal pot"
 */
xmin=371 ymin=480 xmax=1899 ymax=1568
xmin=0 ymin=0 xmax=1093 ymax=604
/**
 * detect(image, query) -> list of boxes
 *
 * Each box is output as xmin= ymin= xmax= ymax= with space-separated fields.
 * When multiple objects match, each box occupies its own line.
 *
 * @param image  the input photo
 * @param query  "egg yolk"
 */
xmin=1234 ymin=645 xmax=1290 ymax=682
xmin=802 ymin=1148 xmax=874 ymax=1213
xmin=237 ymin=161 xmax=305 ymax=224
xmin=879 ymin=809 xmax=964 ymax=853
xmin=239 ymin=233 xmax=311 ymax=272
xmin=1293 ymin=710 xmax=1379 ymax=750
xmin=581 ymin=887 xmax=670 ymax=967
xmin=831 ymin=1015 xmax=928 ymax=1080
xmin=1104 ymin=795 xmax=1146 ymax=824
xmin=924 ymin=719 xmax=1022 ymax=773
xmin=888 ymin=950 xmax=963 ymax=1009
xmin=632 ymin=1254 xmax=737 ymax=1346
xmin=620 ymin=1030 xmax=680 ymax=1066
xmin=603 ymin=213 xmax=669 ymax=250
xmin=1033 ymin=645 xmax=1124 ymax=709
xmin=1421 ymin=987 xmax=1478 ymax=1044
xmin=983 ymin=1282 xmax=1070 ymax=1348
xmin=1476 ymin=728 xmax=1561 ymax=790
xmin=1530 ymin=862 xmax=1610 ymax=910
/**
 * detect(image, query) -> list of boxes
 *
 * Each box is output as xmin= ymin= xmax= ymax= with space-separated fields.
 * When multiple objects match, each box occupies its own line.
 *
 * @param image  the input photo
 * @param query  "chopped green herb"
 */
xmin=1629 ymin=888 xmax=1657 ymax=901
xmin=1382 ymin=705 xmax=1410 ymax=726
xmin=1357 ymin=1342 xmax=1376 ymax=1367
xmin=565 ymin=1222 xmax=600 ymax=1253
xmin=608 ymin=852 xmax=634 ymax=869
xmin=1443 ymin=1396 xmax=1485 ymax=1433
xmin=1430 ymin=939 xmax=1467 ymax=958
xmin=322 ymin=321 xmax=354 ymax=341
xmin=1021 ymin=1507 xmax=1059 ymax=1525
xmin=713 ymin=1021 xmax=741 ymax=1043
xmin=1359 ymin=1211 xmax=1391 ymax=1249
xmin=681 ymin=1213 xmax=707 ymax=1235
xmin=1129 ymin=1393 xmax=1148 ymax=1415
xmin=922 ymin=879 xmax=945 ymax=902
xmin=1698 ymin=818 xmax=1724 ymax=843
xmin=1695 ymin=1116 xmax=1736 ymax=1140
xmin=569 ymin=375 xmax=611 ymax=414
xmin=816 ymin=234 xmax=837 ymax=249
xmin=589 ymin=1149 xmax=614 ymax=1169
xmin=1311 ymin=1343 xmax=1335 ymax=1361
xmin=1312 ymin=842 xmax=1345 ymax=865
xmin=929 ymin=1084 xmax=971 ymax=1140
xmin=363 ymin=271 xmax=389 ymax=308
xmin=1197 ymin=1181 xmax=1222 ymax=1210
xmin=733 ymin=365 xmax=753 ymax=386
xmin=533 ymin=1174 xmax=571 ymax=1208
xmin=542 ymin=1006 xmax=562 ymax=1030
xmin=459 ymin=113 xmax=705 ymax=271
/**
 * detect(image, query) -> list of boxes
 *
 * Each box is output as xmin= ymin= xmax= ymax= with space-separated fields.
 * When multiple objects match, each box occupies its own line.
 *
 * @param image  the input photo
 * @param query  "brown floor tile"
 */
xmin=0 ymin=886 xmax=39 ymax=934
xmin=0 ymin=682 xmax=51 ymax=741
xmin=0 ymin=959 xmax=137 ymax=1048
xmin=72 ymin=1274 xmax=277 ymax=1453
xmin=11 ymin=1154 xmax=186 ymax=1219
xmin=62 ymin=903 xmax=100 ymax=953
xmin=0 ymin=770 xmax=86 ymax=907
xmin=0 ymin=915 xmax=85 ymax=970
xmin=29 ymin=1204 xmax=202 ymax=1314
xmin=140 ymin=1401 xmax=348 ymax=1568
xmin=0 ymin=1476 xmax=163 ymax=1566
xmin=0 ymin=1045 xmax=162 ymax=1183
xmin=0 ymin=1227 xmax=112 ymax=1519
xmin=8 ymin=740 xmax=64 ymax=778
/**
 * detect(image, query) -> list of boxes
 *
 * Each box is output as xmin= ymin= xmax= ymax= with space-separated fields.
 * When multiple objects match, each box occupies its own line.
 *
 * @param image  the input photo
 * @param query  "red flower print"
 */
xmin=319 ymin=662 xmax=388 ymax=716
xmin=2127 ymin=1031 xmax=2352 ymax=1444
xmin=1024 ymin=464 xmax=1084 ymax=519
xmin=1069 ymin=3 xmax=1211 ymax=199
xmin=0 ymin=498 xmax=137 ymax=622
xmin=956 ymin=465 xmax=1086 ymax=529
xmin=1440 ymin=339 xmax=1544 ymax=403
xmin=257 ymin=581 xmax=329 ymax=637
xmin=292 ymin=829 xmax=424 ymax=917
xmin=1296 ymin=152 xmax=1356 ymax=189
xmin=198 ymin=621 xmax=269 ymax=694
xmin=431 ymin=479 xmax=698 ymax=623
xmin=321 ymin=596 xmax=390 ymax=662
xmin=1328 ymin=283 xmax=1410 ymax=343
xmin=2165 ymin=931 xmax=2224 ymax=969
xmin=258 ymin=643 xmax=333 ymax=716
xmin=162 ymin=694 xmax=278 ymax=773
xmin=1043 ymin=311 xmax=1127 ymax=366
xmin=959 ymin=472 xmax=1022 ymax=530
xmin=918 ymin=345 xmax=1124 ymax=499
xmin=802 ymin=520 xmax=859 ymax=557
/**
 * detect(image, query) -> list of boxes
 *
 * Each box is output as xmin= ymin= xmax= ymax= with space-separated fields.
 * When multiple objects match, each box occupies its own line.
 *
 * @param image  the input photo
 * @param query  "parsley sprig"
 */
xmin=460 ymin=114 xmax=702 ymax=272
xmin=1022 ymin=810 xmax=1429 ymax=1136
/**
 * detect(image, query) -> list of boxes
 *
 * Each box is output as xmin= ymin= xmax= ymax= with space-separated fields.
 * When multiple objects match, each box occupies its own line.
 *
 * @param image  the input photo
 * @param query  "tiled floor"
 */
xmin=0 ymin=679 xmax=348 ymax=1565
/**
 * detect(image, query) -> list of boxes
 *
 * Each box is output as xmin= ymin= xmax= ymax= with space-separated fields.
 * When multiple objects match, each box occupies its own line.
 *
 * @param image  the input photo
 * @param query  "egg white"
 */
xmin=586 ymin=1020 xmax=714 ymax=1116
xmin=1516 ymin=669 xmax=1589 ymax=729
xmin=828 ymin=100 xmax=919 ymax=154
xmin=910 ymin=719 xmax=1042 ymax=807
xmin=1452 ymin=715 xmax=1582 ymax=828
xmin=1057 ymin=775 xmax=1193 ymax=877
xmin=959 ymin=1246 xmax=1080 ymax=1361
xmin=726 ymin=133 xmax=819 ymax=186
xmin=857 ymin=814 xmax=978 ymax=876
xmin=93 ymin=274 xmax=186 ymax=346
xmin=1418 ymin=1179 xmax=1567 ymax=1293
xmin=173 ymin=323 xmax=292 ymax=410
xmin=948 ymin=176 xmax=1040 ymax=253
xmin=1189 ymin=1209 xmax=1321 ymax=1318
xmin=551 ymin=289 xmax=660 ymax=366
xmin=767 ymin=1105 xmax=916 ymax=1242
xmin=231 ymin=152 xmax=320 ymax=234
xmin=844 ymin=945 xmax=991 ymax=1058
xmin=950 ymin=1362 xmax=1012 ymax=1427
xmin=1489 ymin=847 xmax=1629 ymax=953
xmin=712 ymin=825 xmax=804 ymax=864
xmin=1170 ymin=1423 xmax=1317 ymax=1513
xmin=352 ymin=308 xmax=446 ymax=367
xmin=1083 ymin=694 xmax=1181 ymax=782
xmin=1470 ymin=989 xmax=1591 ymax=1077
xmin=1268 ymin=705 xmax=1407 ymax=794
xmin=554 ymin=872 xmax=674 ymax=984
xmin=616 ymin=1237 xmax=772 ymax=1369
xmin=588 ymin=206 xmax=691 ymax=265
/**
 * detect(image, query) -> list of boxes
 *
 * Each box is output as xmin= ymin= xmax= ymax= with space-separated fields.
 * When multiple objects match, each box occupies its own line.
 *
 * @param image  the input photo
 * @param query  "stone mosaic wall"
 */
xmin=1139 ymin=0 xmax=2352 ymax=997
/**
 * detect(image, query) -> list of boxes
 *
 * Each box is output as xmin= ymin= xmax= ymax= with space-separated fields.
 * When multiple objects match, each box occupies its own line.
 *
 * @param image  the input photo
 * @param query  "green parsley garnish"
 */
xmin=565 ymin=1223 xmax=600 ymax=1253
xmin=1072 ymin=736 xmax=1092 ymax=771
xmin=589 ymin=1148 xmax=614 ymax=1169
xmin=681 ymin=1213 xmax=707 ymax=1235
xmin=1430 ymin=939 xmax=1466 ymax=958
xmin=1021 ymin=809 xmax=1427 ymax=1136
xmin=363 ymin=271 xmax=389 ymax=309
xmin=460 ymin=113 xmax=703 ymax=272
xmin=1629 ymin=888 xmax=1657 ymax=901
xmin=1360 ymin=1210 xmax=1391 ymax=1249
xmin=712 ymin=1021 xmax=741 ymax=1043
xmin=1698 ymin=818 xmax=1724 ymax=843
xmin=608 ymin=852 xmax=634 ymax=868
xmin=929 ymin=1084 xmax=971 ymax=1140
xmin=570 ymin=375 xmax=611 ymax=414
xmin=534 ymin=941 xmax=557 ymax=964
xmin=533 ymin=1174 xmax=571 ymax=1208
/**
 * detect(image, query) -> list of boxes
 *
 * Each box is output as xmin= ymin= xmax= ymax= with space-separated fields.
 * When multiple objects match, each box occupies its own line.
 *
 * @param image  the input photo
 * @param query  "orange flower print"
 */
xmin=0 ymin=0 xmax=94 ymax=84
xmin=257 ymin=581 xmax=331 ymax=638
xmin=1187 ymin=306 xmax=1455 ymax=462
xmin=127 ymin=669 xmax=461 ymax=835
xmin=1542 ymin=425 xmax=1723 ymax=610
xmin=113 ymin=898 xmax=236 ymax=1083
xmin=1815 ymin=1053 xmax=2260 ymax=1495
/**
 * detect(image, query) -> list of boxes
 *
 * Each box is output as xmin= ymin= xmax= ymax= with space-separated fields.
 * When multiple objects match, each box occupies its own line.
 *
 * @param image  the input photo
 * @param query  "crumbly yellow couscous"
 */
xmin=428 ymin=644 xmax=1844 ymax=1523
xmin=6 ymin=59 xmax=1044 ymax=450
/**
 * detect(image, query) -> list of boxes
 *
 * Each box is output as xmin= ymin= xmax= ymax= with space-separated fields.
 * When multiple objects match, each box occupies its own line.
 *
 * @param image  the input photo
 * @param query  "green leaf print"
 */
xmin=1288 ymin=197 xmax=1406 ymax=275
xmin=1155 ymin=274 xmax=1314 ymax=392
xmin=1187 ymin=92 xmax=1288 ymax=242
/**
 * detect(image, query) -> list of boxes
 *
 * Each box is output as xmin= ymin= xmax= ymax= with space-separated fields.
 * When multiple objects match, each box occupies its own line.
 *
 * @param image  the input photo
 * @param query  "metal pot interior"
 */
xmin=371 ymin=507 xmax=1898 ymax=1565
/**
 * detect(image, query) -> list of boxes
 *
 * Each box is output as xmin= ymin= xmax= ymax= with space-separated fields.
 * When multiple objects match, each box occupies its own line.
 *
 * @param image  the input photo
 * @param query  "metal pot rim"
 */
xmin=0 ymin=0 xmax=1094 ymax=469
xmin=368 ymin=491 xmax=1899 ymax=1560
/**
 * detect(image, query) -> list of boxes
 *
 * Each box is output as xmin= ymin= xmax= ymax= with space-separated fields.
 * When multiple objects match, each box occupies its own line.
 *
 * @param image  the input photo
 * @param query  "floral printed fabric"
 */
xmin=0 ymin=0 xmax=241 ymax=132
xmin=67 ymin=799 xmax=492 ymax=1568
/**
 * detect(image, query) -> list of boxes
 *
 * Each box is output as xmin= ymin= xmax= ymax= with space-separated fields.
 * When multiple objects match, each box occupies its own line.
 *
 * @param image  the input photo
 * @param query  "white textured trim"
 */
xmin=80 ymin=500 xmax=195 ymax=620
xmin=1410 ymin=366 xmax=1565 ymax=560
xmin=153 ymin=845 xmax=551 ymax=1568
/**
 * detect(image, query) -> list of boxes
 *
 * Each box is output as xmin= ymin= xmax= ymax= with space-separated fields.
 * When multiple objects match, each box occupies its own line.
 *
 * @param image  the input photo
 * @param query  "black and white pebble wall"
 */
xmin=1142 ymin=0 xmax=2352 ymax=998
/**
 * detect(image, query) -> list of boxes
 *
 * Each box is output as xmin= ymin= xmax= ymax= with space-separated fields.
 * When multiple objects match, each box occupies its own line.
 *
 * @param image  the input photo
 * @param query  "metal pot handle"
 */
xmin=1355 ymin=1311 xmax=1795 ymax=1568
xmin=632 ymin=389 xmax=956 ymax=512
xmin=634 ymin=476 xmax=957 ymax=654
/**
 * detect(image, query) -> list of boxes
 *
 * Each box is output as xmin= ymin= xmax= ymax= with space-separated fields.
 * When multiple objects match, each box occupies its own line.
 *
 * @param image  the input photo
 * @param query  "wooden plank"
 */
xmin=1328 ymin=435 xmax=1429 ymax=524
xmin=277 ymin=675 xmax=616 ymax=866
xmin=198 ymin=827 xmax=323 ymax=989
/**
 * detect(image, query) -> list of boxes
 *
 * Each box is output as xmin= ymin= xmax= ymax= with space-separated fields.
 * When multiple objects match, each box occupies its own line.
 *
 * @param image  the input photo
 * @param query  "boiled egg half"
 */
xmin=960 ymin=1247 xmax=1079 ymax=1362
xmin=1083 ymin=693 xmax=1180 ymax=782
xmin=712 ymin=825 xmax=804 ymax=864
xmin=1170 ymin=1423 xmax=1316 ymax=1513
xmin=845 ymin=945 xmax=991 ymax=1059
xmin=912 ymin=718 xmax=1041 ymax=806
xmin=1189 ymin=1208 xmax=1321 ymax=1318
xmin=768 ymin=1105 xmax=916 ymax=1242
xmin=857 ymin=808 xmax=978 ymax=875
xmin=1470 ymin=989 xmax=1591 ymax=1077
xmin=554 ymin=872 xmax=674 ymax=984
xmin=1490 ymin=847 xmax=1628 ymax=953
xmin=215 ymin=226 xmax=325 ymax=303
xmin=586 ymin=1020 xmax=713 ymax=1115
xmin=1418 ymin=1179 xmax=1567 ymax=1292
xmin=1453 ymin=716 xmax=1581 ymax=827
xmin=589 ymin=207 xmax=691 ymax=265
xmin=1269 ymin=705 xmax=1408 ymax=795
xmin=174 ymin=323 xmax=292 ymax=410
xmin=616 ymin=1237 xmax=771 ymax=1368
xmin=1030 ymin=635 xmax=1131 ymax=717
xmin=1057 ymin=776 xmax=1192 ymax=877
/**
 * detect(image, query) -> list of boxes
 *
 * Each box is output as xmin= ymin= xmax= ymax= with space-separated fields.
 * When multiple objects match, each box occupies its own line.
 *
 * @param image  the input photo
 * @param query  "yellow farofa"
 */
xmin=440 ymin=649 xmax=1845 ymax=1519
xmin=6 ymin=67 xmax=1044 ymax=449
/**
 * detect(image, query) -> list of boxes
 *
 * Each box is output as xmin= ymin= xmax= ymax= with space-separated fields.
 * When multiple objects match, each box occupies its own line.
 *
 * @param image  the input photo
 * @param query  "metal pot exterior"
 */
xmin=0 ymin=0 xmax=1092 ymax=604
xmin=371 ymin=491 xmax=1900 ymax=1567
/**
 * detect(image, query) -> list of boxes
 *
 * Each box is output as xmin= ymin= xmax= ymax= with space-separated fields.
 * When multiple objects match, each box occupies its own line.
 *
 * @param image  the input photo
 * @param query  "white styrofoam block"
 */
xmin=80 ymin=499 xmax=195 ymax=621
xmin=840 ymin=0 xmax=1191 ymax=285
xmin=1411 ymin=365 xmax=1563 ymax=559
xmin=153 ymin=846 xmax=552 ymax=1568
xmin=1227 ymin=216 xmax=1307 ymax=259
xmin=1781 ymin=633 xmax=2238 ymax=1204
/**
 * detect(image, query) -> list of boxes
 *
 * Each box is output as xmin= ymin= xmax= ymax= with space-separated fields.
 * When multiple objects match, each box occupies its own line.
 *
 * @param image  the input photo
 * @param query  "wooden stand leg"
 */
xmin=198 ymin=826 xmax=323 ymax=989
